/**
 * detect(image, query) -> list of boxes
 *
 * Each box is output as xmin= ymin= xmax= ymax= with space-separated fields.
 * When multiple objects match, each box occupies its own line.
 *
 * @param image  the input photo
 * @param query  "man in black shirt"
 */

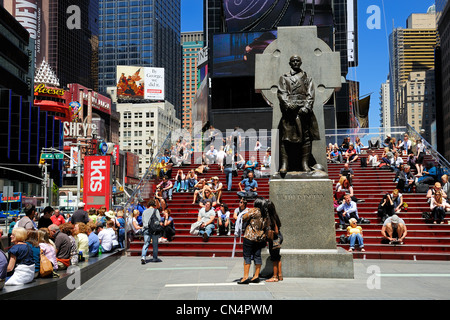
xmin=37 ymin=206 xmax=54 ymax=229
xmin=71 ymin=202 xmax=90 ymax=224
xmin=339 ymin=163 xmax=355 ymax=185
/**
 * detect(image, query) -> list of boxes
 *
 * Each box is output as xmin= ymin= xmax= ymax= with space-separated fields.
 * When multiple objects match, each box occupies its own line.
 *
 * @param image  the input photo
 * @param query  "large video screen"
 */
xmin=222 ymin=0 xmax=333 ymax=32
xmin=212 ymin=30 xmax=277 ymax=78
xmin=212 ymin=27 xmax=332 ymax=78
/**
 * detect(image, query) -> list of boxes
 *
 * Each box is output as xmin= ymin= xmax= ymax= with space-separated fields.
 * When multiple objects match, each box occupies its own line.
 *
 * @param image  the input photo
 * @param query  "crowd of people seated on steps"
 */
xmin=332 ymin=134 xmax=450 ymax=252
xmin=190 ymin=198 xmax=259 ymax=242
xmin=151 ymin=135 xmax=268 ymax=203
xmin=0 ymin=203 xmax=130 ymax=287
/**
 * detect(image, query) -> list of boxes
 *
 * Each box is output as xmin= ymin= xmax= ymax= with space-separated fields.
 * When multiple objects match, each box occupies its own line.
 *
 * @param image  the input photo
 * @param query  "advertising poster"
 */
xmin=116 ymin=66 xmax=145 ymax=99
xmin=144 ymin=67 xmax=165 ymax=100
xmin=116 ymin=66 xmax=165 ymax=101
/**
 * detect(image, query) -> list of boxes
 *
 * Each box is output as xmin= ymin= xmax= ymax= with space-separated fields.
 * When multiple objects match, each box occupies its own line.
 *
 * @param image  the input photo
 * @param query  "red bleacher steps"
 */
xmin=128 ymin=149 xmax=450 ymax=261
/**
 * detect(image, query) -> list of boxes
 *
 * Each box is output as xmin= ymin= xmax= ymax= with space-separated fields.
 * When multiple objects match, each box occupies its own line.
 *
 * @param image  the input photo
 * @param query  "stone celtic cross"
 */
xmin=255 ymin=26 xmax=342 ymax=176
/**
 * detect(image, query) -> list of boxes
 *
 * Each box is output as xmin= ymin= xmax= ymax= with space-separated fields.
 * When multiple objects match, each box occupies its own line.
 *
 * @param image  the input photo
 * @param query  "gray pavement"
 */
xmin=63 ymin=255 xmax=450 ymax=300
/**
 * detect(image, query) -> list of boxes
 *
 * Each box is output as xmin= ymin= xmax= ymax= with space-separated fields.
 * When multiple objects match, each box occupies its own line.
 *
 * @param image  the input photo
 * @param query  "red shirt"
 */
xmin=51 ymin=214 xmax=66 ymax=226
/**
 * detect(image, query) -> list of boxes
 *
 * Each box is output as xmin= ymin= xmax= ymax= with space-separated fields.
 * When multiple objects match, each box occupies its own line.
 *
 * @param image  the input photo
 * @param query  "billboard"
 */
xmin=116 ymin=66 xmax=165 ymax=101
xmin=222 ymin=0 xmax=333 ymax=32
xmin=212 ymin=27 xmax=332 ymax=79
xmin=126 ymin=152 xmax=139 ymax=179
xmin=83 ymin=155 xmax=112 ymax=210
xmin=4 ymin=0 xmax=46 ymax=67
xmin=212 ymin=30 xmax=277 ymax=78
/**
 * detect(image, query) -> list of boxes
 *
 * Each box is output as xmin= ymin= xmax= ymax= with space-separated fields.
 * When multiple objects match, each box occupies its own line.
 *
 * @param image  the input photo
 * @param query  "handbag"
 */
xmin=40 ymin=249 xmax=53 ymax=278
xmin=271 ymin=231 xmax=283 ymax=250
xmin=422 ymin=211 xmax=433 ymax=221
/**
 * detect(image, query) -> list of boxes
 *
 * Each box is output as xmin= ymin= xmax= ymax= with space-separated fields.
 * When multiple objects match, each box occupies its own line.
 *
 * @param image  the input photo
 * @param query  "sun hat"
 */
xmin=391 ymin=215 xmax=400 ymax=224
xmin=105 ymin=210 xmax=116 ymax=220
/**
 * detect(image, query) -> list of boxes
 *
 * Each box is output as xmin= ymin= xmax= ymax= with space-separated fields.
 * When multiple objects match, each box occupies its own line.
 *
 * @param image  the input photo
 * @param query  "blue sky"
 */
xmin=181 ymin=0 xmax=436 ymax=127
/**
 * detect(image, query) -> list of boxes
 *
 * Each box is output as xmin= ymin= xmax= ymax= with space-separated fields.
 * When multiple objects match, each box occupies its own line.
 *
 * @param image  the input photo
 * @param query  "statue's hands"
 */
xmin=300 ymin=107 xmax=309 ymax=114
xmin=286 ymin=103 xmax=296 ymax=110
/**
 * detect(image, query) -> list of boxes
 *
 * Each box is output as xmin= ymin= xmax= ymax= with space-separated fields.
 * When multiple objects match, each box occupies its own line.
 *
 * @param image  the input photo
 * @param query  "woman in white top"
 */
xmin=430 ymin=192 xmax=447 ymax=224
xmin=415 ymin=139 xmax=425 ymax=176
xmin=217 ymin=203 xmax=231 ymax=236
xmin=392 ymin=152 xmax=403 ymax=171
xmin=262 ymin=150 xmax=271 ymax=168
xmin=126 ymin=209 xmax=142 ymax=242
xmin=367 ymin=150 xmax=379 ymax=167
xmin=216 ymin=146 xmax=226 ymax=172
xmin=131 ymin=210 xmax=142 ymax=235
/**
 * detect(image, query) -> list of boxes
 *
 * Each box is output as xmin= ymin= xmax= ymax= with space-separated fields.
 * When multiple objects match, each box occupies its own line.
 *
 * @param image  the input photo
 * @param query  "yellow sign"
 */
xmin=34 ymin=83 xmax=66 ymax=96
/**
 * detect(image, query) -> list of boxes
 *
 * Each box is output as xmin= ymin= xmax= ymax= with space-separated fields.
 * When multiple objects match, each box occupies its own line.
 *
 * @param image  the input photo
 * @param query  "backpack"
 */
xmin=148 ymin=209 xmax=163 ymax=235
xmin=416 ymin=182 xmax=429 ymax=193
xmin=360 ymin=157 xmax=367 ymax=167
xmin=339 ymin=234 xmax=349 ymax=244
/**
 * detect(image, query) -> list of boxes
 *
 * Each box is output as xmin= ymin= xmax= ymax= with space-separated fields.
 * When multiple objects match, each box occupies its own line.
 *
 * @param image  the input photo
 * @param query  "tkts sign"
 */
xmin=83 ymin=156 xmax=112 ymax=210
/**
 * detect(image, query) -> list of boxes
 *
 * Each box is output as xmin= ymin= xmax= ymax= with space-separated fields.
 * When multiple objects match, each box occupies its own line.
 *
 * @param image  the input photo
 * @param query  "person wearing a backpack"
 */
xmin=140 ymin=199 xmax=163 ymax=264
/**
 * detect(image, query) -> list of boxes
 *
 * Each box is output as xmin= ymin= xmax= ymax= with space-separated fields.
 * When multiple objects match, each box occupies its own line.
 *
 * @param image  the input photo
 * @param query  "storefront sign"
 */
xmin=67 ymin=84 xmax=111 ymax=114
xmin=34 ymin=83 xmax=65 ymax=96
xmin=63 ymin=121 xmax=97 ymax=137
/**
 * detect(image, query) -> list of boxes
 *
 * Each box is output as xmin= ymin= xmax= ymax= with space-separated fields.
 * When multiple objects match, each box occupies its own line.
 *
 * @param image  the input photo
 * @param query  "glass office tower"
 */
xmin=98 ymin=0 xmax=182 ymax=117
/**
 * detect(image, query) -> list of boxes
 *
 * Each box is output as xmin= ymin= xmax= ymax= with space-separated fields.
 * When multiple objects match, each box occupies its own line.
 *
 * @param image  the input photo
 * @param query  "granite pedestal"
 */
xmin=262 ymin=179 xmax=354 ymax=279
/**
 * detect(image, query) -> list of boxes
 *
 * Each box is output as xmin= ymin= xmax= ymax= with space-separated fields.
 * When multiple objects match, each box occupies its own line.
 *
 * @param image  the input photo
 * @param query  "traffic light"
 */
xmin=39 ymin=157 xmax=45 ymax=165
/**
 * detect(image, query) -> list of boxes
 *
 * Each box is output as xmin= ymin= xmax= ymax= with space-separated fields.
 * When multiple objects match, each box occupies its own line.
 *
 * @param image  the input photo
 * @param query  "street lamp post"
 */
xmin=41 ymin=144 xmax=88 ymax=208
xmin=147 ymin=138 xmax=155 ymax=163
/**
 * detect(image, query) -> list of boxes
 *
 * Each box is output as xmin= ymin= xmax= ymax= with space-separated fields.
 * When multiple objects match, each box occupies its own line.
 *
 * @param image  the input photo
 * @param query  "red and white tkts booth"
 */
xmin=83 ymin=155 xmax=113 ymax=210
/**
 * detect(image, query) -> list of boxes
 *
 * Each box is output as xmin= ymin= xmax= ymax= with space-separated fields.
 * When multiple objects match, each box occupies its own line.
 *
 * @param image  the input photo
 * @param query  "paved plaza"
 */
xmin=64 ymin=255 xmax=450 ymax=301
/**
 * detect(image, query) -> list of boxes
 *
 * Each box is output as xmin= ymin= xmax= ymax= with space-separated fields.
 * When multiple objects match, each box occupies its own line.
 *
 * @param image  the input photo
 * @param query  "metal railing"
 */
xmin=324 ymin=126 xmax=450 ymax=174
xmin=405 ymin=124 xmax=450 ymax=174
xmin=324 ymin=126 xmax=409 ymax=149
xmin=123 ymin=132 xmax=173 ymax=214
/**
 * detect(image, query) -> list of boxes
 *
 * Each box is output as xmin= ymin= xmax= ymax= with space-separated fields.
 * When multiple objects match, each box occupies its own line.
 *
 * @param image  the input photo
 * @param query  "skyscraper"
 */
xmin=181 ymin=31 xmax=204 ymax=132
xmin=3 ymin=0 xmax=100 ymax=90
xmin=389 ymin=11 xmax=437 ymax=128
xmin=435 ymin=0 xmax=450 ymax=160
xmin=98 ymin=0 xmax=182 ymax=117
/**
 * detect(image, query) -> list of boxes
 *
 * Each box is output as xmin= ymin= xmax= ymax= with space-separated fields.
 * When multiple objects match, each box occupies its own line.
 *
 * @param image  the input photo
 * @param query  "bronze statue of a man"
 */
xmin=277 ymin=55 xmax=320 ymax=173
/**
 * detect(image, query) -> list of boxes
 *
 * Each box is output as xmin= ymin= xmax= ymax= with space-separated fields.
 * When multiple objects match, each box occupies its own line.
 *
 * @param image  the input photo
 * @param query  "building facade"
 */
xmin=0 ymin=5 xmax=62 ymax=200
xmin=98 ymin=0 xmax=182 ymax=117
xmin=4 ymin=0 xmax=100 ymax=90
xmin=398 ymin=70 xmax=436 ymax=142
xmin=379 ymin=79 xmax=391 ymax=130
xmin=389 ymin=11 xmax=437 ymax=128
xmin=181 ymin=31 xmax=204 ymax=132
xmin=115 ymin=100 xmax=181 ymax=176
xmin=436 ymin=0 xmax=450 ymax=161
